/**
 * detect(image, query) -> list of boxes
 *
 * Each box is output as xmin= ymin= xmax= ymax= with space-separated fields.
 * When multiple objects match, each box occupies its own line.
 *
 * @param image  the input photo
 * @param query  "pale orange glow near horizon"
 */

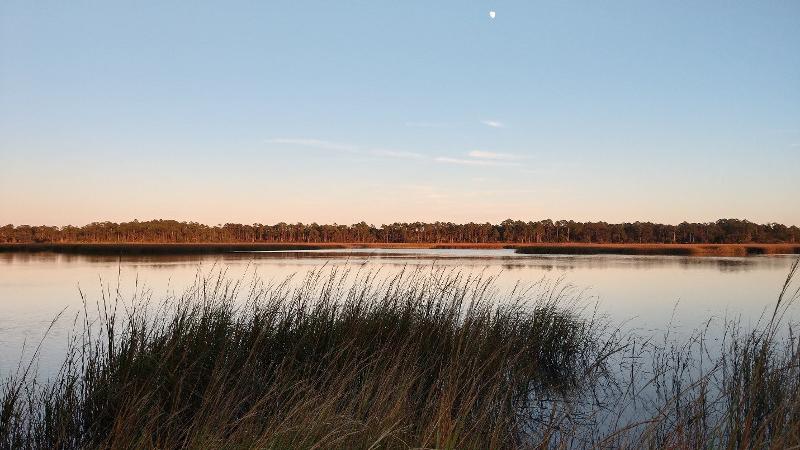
xmin=1 ymin=2 xmax=798 ymax=228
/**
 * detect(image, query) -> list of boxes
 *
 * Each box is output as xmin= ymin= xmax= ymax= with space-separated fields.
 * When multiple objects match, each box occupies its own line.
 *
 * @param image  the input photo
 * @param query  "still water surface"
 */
xmin=1 ymin=249 xmax=798 ymax=378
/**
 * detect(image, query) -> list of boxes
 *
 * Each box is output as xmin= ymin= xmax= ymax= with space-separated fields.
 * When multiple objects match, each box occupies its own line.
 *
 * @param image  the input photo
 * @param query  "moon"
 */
xmin=489 ymin=10 xmax=496 ymax=19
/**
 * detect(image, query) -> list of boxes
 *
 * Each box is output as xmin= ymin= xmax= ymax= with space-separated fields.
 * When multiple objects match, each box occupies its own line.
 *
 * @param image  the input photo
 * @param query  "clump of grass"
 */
xmin=1 ymin=266 xmax=610 ymax=449
xmin=6 ymin=261 xmax=800 ymax=449
xmin=607 ymin=258 xmax=800 ymax=449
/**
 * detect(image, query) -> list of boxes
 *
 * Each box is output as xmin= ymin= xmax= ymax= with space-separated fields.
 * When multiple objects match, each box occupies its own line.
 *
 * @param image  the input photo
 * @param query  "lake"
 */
xmin=1 ymin=249 xmax=798 ymax=378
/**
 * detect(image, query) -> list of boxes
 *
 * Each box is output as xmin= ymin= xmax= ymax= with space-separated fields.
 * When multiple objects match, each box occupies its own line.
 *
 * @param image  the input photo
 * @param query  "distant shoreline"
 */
xmin=1 ymin=242 xmax=799 ymax=257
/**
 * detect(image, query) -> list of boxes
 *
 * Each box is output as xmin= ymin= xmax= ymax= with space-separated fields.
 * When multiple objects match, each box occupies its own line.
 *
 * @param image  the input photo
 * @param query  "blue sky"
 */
xmin=1 ymin=1 xmax=798 ymax=226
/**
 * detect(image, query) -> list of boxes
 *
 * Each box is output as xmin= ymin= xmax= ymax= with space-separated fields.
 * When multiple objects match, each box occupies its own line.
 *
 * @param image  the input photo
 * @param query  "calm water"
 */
xmin=1 ymin=250 xmax=798 ymax=378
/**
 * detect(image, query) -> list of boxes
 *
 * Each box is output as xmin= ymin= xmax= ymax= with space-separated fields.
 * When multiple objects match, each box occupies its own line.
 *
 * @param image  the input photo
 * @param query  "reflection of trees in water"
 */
xmin=503 ymin=263 xmax=561 ymax=272
xmin=515 ymin=255 xmax=792 ymax=273
xmin=1 ymin=251 xmax=796 ymax=274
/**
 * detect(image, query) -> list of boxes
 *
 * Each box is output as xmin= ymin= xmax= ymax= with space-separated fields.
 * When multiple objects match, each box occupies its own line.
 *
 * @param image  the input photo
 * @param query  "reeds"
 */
xmin=0 ymin=243 xmax=333 ymax=255
xmin=514 ymin=244 xmax=800 ymax=257
xmin=628 ymin=258 xmax=800 ymax=449
xmin=1 ymin=267 xmax=610 ymax=449
xmin=2 ymin=261 xmax=800 ymax=449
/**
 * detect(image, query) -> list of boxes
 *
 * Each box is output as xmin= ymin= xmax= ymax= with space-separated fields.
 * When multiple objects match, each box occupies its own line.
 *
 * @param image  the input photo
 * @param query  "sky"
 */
xmin=1 ymin=1 xmax=799 ymax=226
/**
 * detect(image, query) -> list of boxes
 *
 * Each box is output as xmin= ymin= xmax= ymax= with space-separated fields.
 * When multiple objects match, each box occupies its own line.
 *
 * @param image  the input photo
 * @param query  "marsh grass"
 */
xmin=0 ymin=243 xmax=333 ymax=255
xmin=1 ymin=266 xmax=612 ymax=449
xmin=514 ymin=244 xmax=800 ymax=257
xmin=3 ymin=261 xmax=800 ymax=449
xmin=628 ymin=258 xmax=800 ymax=449
xmin=585 ymin=259 xmax=800 ymax=449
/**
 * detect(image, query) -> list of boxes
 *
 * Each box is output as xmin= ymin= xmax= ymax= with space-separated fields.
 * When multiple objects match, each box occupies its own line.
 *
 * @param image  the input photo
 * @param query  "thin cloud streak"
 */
xmin=481 ymin=120 xmax=506 ymax=129
xmin=468 ymin=150 xmax=521 ymax=160
xmin=435 ymin=157 xmax=520 ymax=167
xmin=371 ymin=149 xmax=426 ymax=160
xmin=266 ymin=137 xmax=525 ymax=168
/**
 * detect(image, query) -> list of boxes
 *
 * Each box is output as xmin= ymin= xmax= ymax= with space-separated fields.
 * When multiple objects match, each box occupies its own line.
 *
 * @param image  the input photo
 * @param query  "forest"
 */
xmin=1 ymin=218 xmax=798 ymax=244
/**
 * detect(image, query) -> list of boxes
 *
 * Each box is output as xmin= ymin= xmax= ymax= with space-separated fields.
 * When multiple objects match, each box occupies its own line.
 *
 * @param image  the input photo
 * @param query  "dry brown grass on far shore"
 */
xmin=1 ymin=241 xmax=799 ymax=256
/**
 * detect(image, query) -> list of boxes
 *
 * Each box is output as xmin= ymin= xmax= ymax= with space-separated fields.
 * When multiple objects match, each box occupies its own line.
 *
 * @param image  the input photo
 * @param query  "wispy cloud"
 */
xmin=266 ymin=137 xmax=526 ymax=169
xmin=435 ymin=157 xmax=519 ymax=167
xmin=371 ymin=149 xmax=426 ymax=160
xmin=468 ymin=150 xmax=521 ymax=161
xmin=481 ymin=120 xmax=506 ymax=129
xmin=264 ymin=138 xmax=358 ymax=152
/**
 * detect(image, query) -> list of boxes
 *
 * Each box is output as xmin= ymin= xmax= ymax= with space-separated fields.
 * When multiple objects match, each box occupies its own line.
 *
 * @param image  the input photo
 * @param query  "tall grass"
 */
xmin=627 ymin=258 xmax=800 ymax=449
xmin=2 ymin=261 xmax=800 ymax=449
xmin=585 ymin=258 xmax=800 ymax=449
xmin=1 ymin=267 xmax=612 ymax=449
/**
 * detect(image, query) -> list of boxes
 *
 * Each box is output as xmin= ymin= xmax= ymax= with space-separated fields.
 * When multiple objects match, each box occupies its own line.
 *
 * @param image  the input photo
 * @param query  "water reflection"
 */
xmin=1 ymin=250 xmax=798 ymax=378
xmin=1 ymin=250 xmax=790 ymax=272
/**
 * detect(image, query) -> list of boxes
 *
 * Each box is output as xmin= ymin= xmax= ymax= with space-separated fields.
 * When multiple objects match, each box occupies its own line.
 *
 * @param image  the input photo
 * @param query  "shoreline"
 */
xmin=1 ymin=242 xmax=799 ymax=256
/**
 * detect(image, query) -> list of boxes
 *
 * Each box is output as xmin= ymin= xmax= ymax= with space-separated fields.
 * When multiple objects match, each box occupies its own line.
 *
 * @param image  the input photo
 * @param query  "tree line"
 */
xmin=1 ymin=219 xmax=798 ymax=244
